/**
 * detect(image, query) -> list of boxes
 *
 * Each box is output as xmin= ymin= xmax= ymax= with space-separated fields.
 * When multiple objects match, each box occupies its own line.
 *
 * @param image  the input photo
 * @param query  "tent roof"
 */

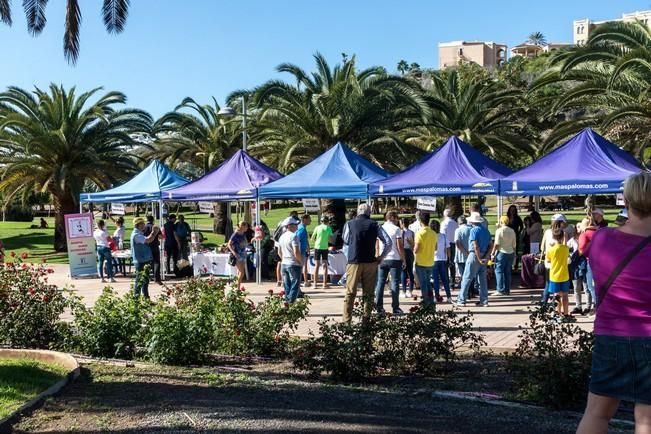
xmin=369 ymin=136 xmax=513 ymax=196
xmin=259 ymin=142 xmax=388 ymax=199
xmin=165 ymin=150 xmax=283 ymax=201
xmin=80 ymin=160 xmax=189 ymax=203
xmin=502 ymin=128 xmax=643 ymax=195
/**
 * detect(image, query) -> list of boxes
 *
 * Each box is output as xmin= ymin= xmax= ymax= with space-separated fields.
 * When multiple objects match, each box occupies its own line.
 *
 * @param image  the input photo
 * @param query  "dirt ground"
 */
xmin=12 ymin=361 xmax=632 ymax=434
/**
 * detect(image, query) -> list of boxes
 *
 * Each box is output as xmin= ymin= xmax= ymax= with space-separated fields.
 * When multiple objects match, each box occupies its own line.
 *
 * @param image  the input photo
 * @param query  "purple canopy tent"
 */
xmin=369 ymin=136 xmax=512 ymax=197
xmin=165 ymin=150 xmax=283 ymax=284
xmin=501 ymin=128 xmax=643 ymax=196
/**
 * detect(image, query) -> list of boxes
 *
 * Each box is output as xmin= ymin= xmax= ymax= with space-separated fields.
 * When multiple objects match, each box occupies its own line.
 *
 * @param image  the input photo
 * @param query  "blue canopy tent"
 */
xmin=259 ymin=142 xmax=388 ymax=199
xmin=501 ymin=128 xmax=643 ymax=197
xmin=79 ymin=160 xmax=189 ymax=281
xmin=80 ymin=160 xmax=189 ymax=204
xmin=369 ymin=136 xmax=513 ymax=197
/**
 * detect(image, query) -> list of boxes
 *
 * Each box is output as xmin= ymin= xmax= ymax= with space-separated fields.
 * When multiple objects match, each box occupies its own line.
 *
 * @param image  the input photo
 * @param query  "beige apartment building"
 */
xmin=438 ymin=41 xmax=507 ymax=69
xmin=574 ymin=10 xmax=651 ymax=45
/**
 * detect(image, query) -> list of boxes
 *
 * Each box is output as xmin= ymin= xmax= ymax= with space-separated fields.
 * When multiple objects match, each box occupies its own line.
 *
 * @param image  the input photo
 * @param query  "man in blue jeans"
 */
xmin=131 ymin=217 xmax=161 ymax=299
xmin=278 ymin=216 xmax=303 ymax=303
xmin=456 ymin=212 xmax=492 ymax=307
xmin=374 ymin=210 xmax=405 ymax=315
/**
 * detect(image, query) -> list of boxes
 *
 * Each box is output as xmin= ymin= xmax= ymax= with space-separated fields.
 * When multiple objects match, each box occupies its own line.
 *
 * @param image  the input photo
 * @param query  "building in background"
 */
xmin=574 ymin=10 xmax=651 ymax=45
xmin=510 ymin=42 xmax=572 ymax=58
xmin=438 ymin=41 xmax=507 ymax=69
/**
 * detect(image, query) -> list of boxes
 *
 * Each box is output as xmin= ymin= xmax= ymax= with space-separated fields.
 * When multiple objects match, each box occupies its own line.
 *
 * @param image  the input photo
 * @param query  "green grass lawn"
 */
xmin=0 ymin=205 xmax=621 ymax=265
xmin=0 ymin=358 xmax=67 ymax=419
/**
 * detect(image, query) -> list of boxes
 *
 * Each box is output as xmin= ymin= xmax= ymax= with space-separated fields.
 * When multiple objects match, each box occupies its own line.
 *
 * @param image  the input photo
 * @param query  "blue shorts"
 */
xmin=590 ymin=335 xmax=651 ymax=404
xmin=547 ymin=280 xmax=570 ymax=294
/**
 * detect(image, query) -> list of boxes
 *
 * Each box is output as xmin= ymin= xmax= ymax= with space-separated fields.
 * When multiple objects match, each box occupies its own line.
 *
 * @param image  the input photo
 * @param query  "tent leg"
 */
xmin=255 ymin=199 xmax=261 ymax=285
xmin=159 ymin=200 xmax=165 ymax=282
xmin=534 ymin=196 xmax=540 ymax=212
xmin=496 ymin=195 xmax=503 ymax=220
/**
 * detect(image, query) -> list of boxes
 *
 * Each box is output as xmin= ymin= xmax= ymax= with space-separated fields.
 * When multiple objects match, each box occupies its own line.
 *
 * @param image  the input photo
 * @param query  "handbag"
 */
xmin=533 ymin=254 xmax=545 ymax=276
xmin=228 ymin=253 xmax=238 ymax=266
xmin=596 ymin=234 xmax=651 ymax=308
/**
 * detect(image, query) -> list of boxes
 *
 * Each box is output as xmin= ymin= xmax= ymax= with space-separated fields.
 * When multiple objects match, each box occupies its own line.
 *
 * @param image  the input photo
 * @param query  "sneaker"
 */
xmin=455 ymin=301 xmax=466 ymax=307
xmin=446 ymin=297 xmax=453 ymax=304
xmin=570 ymin=307 xmax=583 ymax=315
xmin=475 ymin=302 xmax=489 ymax=307
xmin=562 ymin=314 xmax=577 ymax=323
xmin=405 ymin=290 xmax=413 ymax=298
xmin=110 ymin=278 xmax=117 ymax=283
xmin=492 ymin=291 xmax=507 ymax=296
xmin=400 ymin=290 xmax=406 ymax=299
xmin=393 ymin=308 xmax=404 ymax=316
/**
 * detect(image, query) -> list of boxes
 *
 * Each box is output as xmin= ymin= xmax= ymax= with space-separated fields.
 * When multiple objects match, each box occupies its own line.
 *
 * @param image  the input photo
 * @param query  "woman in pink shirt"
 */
xmin=577 ymin=172 xmax=651 ymax=434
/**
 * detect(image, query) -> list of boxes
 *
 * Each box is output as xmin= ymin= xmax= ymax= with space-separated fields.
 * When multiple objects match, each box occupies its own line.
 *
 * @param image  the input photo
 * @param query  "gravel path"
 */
xmin=12 ymin=362 xmax=631 ymax=434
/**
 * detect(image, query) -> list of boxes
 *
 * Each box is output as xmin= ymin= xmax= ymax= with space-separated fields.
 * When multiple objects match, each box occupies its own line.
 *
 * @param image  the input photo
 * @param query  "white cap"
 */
xmin=282 ymin=216 xmax=300 ymax=226
xmin=551 ymin=213 xmax=567 ymax=223
xmin=617 ymin=209 xmax=628 ymax=219
xmin=467 ymin=212 xmax=484 ymax=224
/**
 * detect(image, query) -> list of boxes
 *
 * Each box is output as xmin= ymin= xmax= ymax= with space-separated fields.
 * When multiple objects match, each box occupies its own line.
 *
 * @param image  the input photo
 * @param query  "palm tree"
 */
xmin=0 ymin=0 xmax=130 ymax=63
xmin=527 ymin=32 xmax=547 ymax=47
xmin=0 ymin=84 xmax=152 ymax=251
xmin=245 ymin=52 xmax=428 ymax=226
xmin=397 ymin=60 xmax=409 ymax=75
xmin=146 ymin=97 xmax=243 ymax=234
xmin=532 ymin=21 xmax=651 ymax=158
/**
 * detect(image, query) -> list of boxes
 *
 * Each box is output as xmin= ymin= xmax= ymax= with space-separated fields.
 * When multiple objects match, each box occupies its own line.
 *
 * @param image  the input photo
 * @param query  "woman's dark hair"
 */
xmin=429 ymin=219 xmax=440 ymax=233
xmin=530 ymin=211 xmax=542 ymax=224
xmin=116 ymin=217 xmax=124 ymax=225
xmin=347 ymin=210 xmax=357 ymax=220
xmin=507 ymin=205 xmax=518 ymax=218
xmin=401 ymin=217 xmax=411 ymax=227
xmin=97 ymin=219 xmax=105 ymax=229
xmin=552 ymin=227 xmax=564 ymax=242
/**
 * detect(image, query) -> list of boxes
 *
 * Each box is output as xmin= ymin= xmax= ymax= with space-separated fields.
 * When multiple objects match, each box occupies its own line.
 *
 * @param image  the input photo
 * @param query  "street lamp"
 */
xmin=218 ymin=95 xmax=247 ymax=152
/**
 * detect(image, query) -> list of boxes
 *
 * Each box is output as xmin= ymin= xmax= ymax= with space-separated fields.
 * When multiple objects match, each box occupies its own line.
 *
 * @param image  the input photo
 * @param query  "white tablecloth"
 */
xmin=192 ymin=252 xmax=237 ymax=277
xmin=306 ymin=251 xmax=347 ymax=276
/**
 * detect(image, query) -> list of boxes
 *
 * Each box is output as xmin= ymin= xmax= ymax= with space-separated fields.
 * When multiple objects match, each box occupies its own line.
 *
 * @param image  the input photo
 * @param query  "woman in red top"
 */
xmin=578 ymin=217 xmax=597 ymax=314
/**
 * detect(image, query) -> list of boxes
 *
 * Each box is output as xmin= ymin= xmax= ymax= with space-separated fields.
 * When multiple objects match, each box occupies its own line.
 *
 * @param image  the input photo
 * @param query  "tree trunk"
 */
xmin=321 ymin=199 xmax=347 ymax=233
xmin=213 ymin=202 xmax=229 ymax=234
xmin=52 ymin=193 xmax=78 ymax=252
xmin=444 ymin=196 xmax=463 ymax=217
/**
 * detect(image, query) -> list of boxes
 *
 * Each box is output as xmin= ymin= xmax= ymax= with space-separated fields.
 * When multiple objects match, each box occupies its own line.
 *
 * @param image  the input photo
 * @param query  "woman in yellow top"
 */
xmin=545 ymin=227 xmax=572 ymax=319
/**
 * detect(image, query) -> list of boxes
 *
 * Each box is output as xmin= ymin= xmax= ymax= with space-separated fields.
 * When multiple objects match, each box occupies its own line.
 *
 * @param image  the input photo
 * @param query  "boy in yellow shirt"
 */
xmin=545 ymin=228 xmax=572 ymax=319
xmin=414 ymin=212 xmax=437 ymax=306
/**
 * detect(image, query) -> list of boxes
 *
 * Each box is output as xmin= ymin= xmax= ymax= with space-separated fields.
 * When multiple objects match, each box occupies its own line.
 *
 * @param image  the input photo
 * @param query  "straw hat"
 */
xmin=467 ymin=212 xmax=484 ymax=224
xmin=133 ymin=217 xmax=145 ymax=226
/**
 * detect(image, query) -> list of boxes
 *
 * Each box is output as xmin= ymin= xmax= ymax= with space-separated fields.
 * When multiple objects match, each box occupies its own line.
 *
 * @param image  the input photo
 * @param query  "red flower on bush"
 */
xmin=409 ymin=306 xmax=419 ymax=313
xmin=279 ymin=290 xmax=286 ymax=296
xmin=240 ymin=286 xmax=246 ymax=292
xmin=47 ymin=268 xmax=54 ymax=274
xmin=354 ymin=301 xmax=360 ymax=307
xmin=27 ymin=288 xmax=35 ymax=296
xmin=283 ymin=301 xmax=289 ymax=308
xmin=268 ymin=289 xmax=274 ymax=295
xmin=10 ymin=251 xmax=16 ymax=258
xmin=235 ymin=329 xmax=241 ymax=336
xmin=20 ymin=252 xmax=28 ymax=260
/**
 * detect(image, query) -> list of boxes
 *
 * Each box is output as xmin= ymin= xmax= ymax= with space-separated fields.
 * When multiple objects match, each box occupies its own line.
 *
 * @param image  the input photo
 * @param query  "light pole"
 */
xmin=218 ymin=95 xmax=247 ymax=152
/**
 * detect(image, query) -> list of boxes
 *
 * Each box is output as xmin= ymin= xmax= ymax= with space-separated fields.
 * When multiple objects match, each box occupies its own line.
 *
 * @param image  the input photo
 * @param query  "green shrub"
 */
xmin=293 ymin=302 xmax=485 ymax=381
xmin=506 ymin=304 xmax=593 ymax=409
xmin=69 ymin=287 xmax=150 ymax=359
xmin=0 ymin=258 xmax=72 ymax=348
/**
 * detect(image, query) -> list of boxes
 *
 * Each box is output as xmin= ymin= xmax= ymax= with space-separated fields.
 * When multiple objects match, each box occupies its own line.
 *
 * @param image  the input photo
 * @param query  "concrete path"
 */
xmin=47 ymin=264 xmax=595 ymax=350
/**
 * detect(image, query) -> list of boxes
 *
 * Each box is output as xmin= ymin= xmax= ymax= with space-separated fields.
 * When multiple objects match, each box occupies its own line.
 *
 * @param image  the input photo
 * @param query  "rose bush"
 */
xmin=0 ymin=256 xmax=73 ymax=348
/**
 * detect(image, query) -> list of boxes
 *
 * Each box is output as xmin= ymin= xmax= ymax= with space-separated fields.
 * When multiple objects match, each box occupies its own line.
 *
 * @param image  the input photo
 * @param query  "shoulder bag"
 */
xmin=596 ymin=234 xmax=651 ymax=308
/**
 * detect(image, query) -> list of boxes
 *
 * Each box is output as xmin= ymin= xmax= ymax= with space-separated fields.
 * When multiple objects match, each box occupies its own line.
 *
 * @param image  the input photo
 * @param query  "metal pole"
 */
xmin=159 ymin=200 xmax=165 ymax=282
xmin=255 ymin=197 xmax=261 ymax=285
xmin=241 ymin=95 xmax=247 ymax=152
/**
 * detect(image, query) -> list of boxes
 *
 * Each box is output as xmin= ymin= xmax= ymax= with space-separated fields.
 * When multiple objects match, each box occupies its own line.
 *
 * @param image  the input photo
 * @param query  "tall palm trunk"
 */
xmin=52 ymin=191 xmax=78 ymax=252
xmin=444 ymin=196 xmax=463 ymax=217
xmin=321 ymin=199 xmax=347 ymax=233
xmin=213 ymin=202 xmax=229 ymax=234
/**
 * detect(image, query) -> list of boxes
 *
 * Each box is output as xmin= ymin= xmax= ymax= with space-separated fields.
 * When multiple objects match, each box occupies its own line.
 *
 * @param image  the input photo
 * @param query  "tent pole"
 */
xmin=534 ymin=196 xmax=540 ymax=212
xmin=159 ymin=200 xmax=165 ymax=282
xmin=255 ymin=198 xmax=261 ymax=285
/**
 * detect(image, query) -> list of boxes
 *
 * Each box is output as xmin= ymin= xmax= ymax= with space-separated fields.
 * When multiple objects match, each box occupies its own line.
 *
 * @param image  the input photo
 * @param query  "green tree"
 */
xmin=0 ymin=0 xmax=130 ymax=63
xmin=397 ymin=59 xmax=409 ymax=75
xmin=146 ymin=97 xmax=243 ymax=234
xmin=246 ymin=52 xmax=427 ymax=226
xmin=0 ymin=84 xmax=151 ymax=251
xmin=527 ymin=31 xmax=547 ymax=46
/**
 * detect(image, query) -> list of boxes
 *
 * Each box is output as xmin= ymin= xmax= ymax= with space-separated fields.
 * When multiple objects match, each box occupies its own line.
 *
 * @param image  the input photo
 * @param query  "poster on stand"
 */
xmin=111 ymin=203 xmax=125 ymax=215
xmin=416 ymin=197 xmax=437 ymax=212
xmin=64 ymin=212 xmax=98 ymax=277
xmin=302 ymin=198 xmax=320 ymax=213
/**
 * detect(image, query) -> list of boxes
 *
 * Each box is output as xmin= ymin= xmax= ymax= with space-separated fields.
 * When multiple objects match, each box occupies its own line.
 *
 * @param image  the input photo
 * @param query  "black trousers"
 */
xmin=165 ymin=243 xmax=179 ymax=274
xmin=150 ymin=244 xmax=161 ymax=282
xmin=448 ymin=243 xmax=456 ymax=286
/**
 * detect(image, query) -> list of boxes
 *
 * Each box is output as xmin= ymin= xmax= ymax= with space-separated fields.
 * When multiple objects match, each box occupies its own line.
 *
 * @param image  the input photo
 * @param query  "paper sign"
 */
xmin=111 ymin=203 xmax=125 ymax=215
xmin=302 ymin=198 xmax=320 ymax=213
xmin=64 ymin=213 xmax=98 ymax=277
xmin=416 ymin=197 xmax=437 ymax=212
xmin=199 ymin=202 xmax=214 ymax=214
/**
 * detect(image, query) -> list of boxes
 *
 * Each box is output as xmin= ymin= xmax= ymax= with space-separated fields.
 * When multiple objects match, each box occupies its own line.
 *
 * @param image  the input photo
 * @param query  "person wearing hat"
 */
xmin=311 ymin=215 xmax=333 ymax=288
xmin=456 ymin=211 xmax=492 ymax=307
xmin=131 ymin=217 xmax=161 ymax=298
xmin=592 ymin=208 xmax=608 ymax=228
xmin=491 ymin=215 xmax=517 ymax=296
xmin=278 ymin=216 xmax=303 ymax=303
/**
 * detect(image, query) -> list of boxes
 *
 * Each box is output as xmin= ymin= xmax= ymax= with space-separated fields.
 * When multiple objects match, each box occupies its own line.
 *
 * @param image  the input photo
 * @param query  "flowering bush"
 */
xmin=0 ymin=257 xmax=72 ymax=348
xmin=68 ymin=287 xmax=151 ymax=359
xmin=506 ymin=304 xmax=594 ymax=409
xmin=293 ymin=301 xmax=485 ymax=380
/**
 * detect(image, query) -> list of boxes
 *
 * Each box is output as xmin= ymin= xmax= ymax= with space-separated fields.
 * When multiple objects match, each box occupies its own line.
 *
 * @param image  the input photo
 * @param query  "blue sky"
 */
xmin=0 ymin=0 xmax=649 ymax=118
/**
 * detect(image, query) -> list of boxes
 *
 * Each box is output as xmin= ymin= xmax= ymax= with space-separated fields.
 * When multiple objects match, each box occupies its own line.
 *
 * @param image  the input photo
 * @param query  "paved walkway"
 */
xmin=47 ymin=264 xmax=595 ymax=350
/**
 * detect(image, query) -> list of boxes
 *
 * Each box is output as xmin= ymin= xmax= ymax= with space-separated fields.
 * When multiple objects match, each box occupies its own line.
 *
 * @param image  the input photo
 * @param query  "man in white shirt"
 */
xmin=374 ymin=210 xmax=405 ymax=315
xmin=440 ymin=208 xmax=458 ymax=289
xmin=278 ymin=216 xmax=303 ymax=303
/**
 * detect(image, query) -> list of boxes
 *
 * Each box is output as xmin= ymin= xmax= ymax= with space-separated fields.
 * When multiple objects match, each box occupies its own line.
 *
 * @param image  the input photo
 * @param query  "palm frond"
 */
xmin=102 ymin=0 xmax=129 ymax=34
xmin=63 ymin=0 xmax=81 ymax=64
xmin=23 ymin=0 xmax=48 ymax=35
